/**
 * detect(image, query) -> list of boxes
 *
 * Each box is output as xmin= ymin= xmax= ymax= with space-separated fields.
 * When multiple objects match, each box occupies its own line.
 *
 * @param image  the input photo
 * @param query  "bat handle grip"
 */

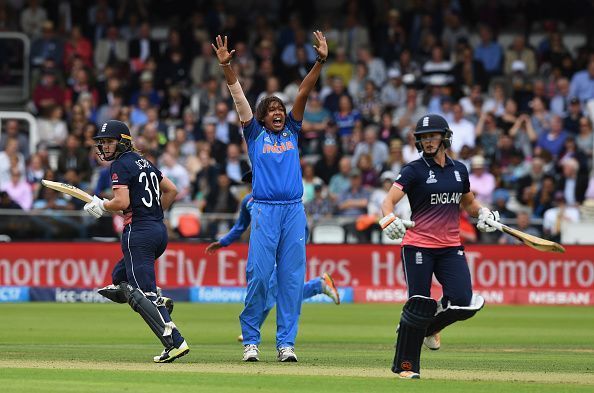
xmin=401 ymin=219 xmax=415 ymax=229
xmin=485 ymin=217 xmax=504 ymax=231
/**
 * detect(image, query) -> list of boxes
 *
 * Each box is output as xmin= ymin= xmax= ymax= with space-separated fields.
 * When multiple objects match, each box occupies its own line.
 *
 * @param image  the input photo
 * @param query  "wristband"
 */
xmin=316 ymin=56 xmax=326 ymax=64
xmin=220 ymin=62 xmax=231 ymax=67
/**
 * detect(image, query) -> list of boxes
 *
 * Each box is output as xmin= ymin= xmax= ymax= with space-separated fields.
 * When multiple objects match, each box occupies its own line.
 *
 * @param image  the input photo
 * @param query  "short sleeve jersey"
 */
xmin=394 ymin=156 xmax=470 ymax=247
xmin=110 ymin=151 xmax=164 ymax=225
xmin=242 ymin=113 xmax=303 ymax=202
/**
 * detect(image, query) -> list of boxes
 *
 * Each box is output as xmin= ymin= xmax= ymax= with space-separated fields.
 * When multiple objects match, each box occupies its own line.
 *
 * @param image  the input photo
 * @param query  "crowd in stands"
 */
xmin=1 ymin=0 xmax=594 ymax=243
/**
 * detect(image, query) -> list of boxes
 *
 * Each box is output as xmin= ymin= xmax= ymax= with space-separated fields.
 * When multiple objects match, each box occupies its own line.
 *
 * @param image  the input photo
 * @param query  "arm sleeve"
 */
xmin=219 ymin=196 xmax=252 ymax=246
xmin=285 ymin=111 xmax=303 ymax=135
xmin=110 ymin=160 xmax=132 ymax=188
xmin=393 ymin=164 xmax=415 ymax=193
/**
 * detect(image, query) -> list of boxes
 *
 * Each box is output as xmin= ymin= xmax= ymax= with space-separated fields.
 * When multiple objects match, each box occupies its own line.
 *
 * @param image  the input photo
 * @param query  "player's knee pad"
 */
xmin=426 ymin=294 xmax=485 ymax=337
xmin=120 ymin=283 xmax=175 ymax=348
xmin=392 ymin=295 xmax=438 ymax=374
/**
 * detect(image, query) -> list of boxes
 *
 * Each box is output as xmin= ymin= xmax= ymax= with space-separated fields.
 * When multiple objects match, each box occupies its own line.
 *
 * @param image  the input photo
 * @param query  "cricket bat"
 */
xmin=41 ymin=179 xmax=93 ymax=203
xmin=485 ymin=217 xmax=565 ymax=253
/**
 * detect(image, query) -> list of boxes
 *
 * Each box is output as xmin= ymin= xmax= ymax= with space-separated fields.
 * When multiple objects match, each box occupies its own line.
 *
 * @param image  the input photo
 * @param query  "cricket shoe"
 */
xmin=153 ymin=340 xmax=190 ymax=363
xmin=277 ymin=346 xmax=298 ymax=362
xmin=321 ymin=273 xmax=340 ymax=305
xmin=423 ymin=331 xmax=441 ymax=350
xmin=398 ymin=371 xmax=420 ymax=379
xmin=243 ymin=344 xmax=259 ymax=362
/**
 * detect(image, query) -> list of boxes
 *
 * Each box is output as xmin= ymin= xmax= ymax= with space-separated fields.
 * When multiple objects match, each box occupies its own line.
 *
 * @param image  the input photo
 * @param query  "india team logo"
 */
xmin=426 ymin=170 xmax=437 ymax=184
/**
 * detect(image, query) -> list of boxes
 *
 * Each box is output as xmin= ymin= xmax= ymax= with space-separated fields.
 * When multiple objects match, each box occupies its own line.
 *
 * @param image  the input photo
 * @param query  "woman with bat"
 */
xmin=380 ymin=114 xmax=500 ymax=379
xmin=82 ymin=120 xmax=189 ymax=363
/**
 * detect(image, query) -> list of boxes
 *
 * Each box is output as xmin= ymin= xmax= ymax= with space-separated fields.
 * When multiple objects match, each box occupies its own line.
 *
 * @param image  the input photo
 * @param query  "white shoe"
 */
xmin=277 ymin=346 xmax=297 ymax=362
xmin=153 ymin=340 xmax=189 ymax=363
xmin=321 ymin=273 xmax=340 ymax=305
xmin=243 ymin=344 xmax=259 ymax=362
xmin=237 ymin=334 xmax=243 ymax=342
xmin=423 ymin=332 xmax=441 ymax=350
xmin=398 ymin=371 xmax=420 ymax=379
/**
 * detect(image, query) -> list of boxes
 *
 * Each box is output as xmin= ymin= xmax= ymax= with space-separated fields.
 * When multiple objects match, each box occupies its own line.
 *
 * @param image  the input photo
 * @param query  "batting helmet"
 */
xmin=413 ymin=114 xmax=453 ymax=153
xmin=93 ymin=120 xmax=133 ymax=161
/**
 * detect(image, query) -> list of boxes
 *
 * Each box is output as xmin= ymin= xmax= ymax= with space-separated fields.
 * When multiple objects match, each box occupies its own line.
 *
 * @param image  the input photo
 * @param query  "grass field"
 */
xmin=1 ymin=302 xmax=593 ymax=392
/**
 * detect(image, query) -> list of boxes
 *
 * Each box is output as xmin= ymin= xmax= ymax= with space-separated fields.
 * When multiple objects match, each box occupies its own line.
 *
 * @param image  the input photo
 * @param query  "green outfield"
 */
xmin=1 ymin=303 xmax=593 ymax=392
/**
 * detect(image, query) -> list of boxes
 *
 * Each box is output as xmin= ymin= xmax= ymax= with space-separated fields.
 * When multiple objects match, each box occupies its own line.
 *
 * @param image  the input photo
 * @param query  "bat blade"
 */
xmin=501 ymin=225 xmax=566 ymax=253
xmin=41 ymin=179 xmax=93 ymax=203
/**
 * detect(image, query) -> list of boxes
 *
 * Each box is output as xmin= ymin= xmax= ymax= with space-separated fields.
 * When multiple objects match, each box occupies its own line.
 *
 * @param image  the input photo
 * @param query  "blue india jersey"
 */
xmin=242 ymin=113 xmax=303 ymax=202
xmin=110 ymin=151 xmax=164 ymax=225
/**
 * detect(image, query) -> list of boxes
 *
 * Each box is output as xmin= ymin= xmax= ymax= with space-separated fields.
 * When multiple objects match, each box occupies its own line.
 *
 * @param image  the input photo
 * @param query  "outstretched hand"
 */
xmin=211 ymin=35 xmax=235 ymax=64
xmin=312 ymin=30 xmax=328 ymax=60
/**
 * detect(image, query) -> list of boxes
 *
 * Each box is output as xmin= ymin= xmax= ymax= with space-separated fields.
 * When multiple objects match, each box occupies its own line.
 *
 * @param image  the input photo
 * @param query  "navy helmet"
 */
xmin=93 ymin=120 xmax=133 ymax=161
xmin=413 ymin=114 xmax=453 ymax=153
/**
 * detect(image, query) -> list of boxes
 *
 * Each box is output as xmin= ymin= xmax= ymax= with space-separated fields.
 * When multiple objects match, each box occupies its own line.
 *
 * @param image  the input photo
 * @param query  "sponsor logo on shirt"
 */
xmin=262 ymin=141 xmax=296 ymax=154
xmin=111 ymin=173 xmax=119 ymax=183
xmin=135 ymin=158 xmax=152 ymax=169
xmin=426 ymin=170 xmax=437 ymax=184
xmin=430 ymin=192 xmax=462 ymax=205
xmin=454 ymin=170 xmax=461 ymax=182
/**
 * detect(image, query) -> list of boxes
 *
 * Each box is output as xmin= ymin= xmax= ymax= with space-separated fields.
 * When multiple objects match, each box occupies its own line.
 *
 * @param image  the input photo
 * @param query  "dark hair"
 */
xmin=255 ymin=96 xmax=286 ymax=125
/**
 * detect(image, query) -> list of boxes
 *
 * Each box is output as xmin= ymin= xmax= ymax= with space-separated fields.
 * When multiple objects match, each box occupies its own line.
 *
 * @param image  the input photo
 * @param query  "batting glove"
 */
xmin=84 ymin=195 xmax=107 ymax=219
xmin=476 ymin=207 xmax=500 ymax=233
xmin=379 ymin=213 xmax=407 ymax=240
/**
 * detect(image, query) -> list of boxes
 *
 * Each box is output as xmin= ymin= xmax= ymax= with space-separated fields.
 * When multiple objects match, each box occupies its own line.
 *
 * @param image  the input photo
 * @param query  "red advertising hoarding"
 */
xmin=0 ymin=243 xmax=592 ymax=304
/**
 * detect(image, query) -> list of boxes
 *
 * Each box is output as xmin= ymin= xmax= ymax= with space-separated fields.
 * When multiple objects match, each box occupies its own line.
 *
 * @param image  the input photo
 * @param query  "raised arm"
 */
xmin=292 ymin=31 xmax=328 ymax=121
xmin=212 ymin=35 xmax=253 ymax=125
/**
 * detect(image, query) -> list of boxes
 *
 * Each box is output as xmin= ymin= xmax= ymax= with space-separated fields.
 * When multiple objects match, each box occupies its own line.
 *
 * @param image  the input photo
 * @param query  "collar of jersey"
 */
xmin=421 ymin=155 xmax=455 ymax=168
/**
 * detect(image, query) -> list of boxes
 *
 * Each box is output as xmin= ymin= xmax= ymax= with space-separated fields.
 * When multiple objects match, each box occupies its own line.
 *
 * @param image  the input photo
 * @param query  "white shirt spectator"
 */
xmin=449 ymin=116 xmax=476 ymax=154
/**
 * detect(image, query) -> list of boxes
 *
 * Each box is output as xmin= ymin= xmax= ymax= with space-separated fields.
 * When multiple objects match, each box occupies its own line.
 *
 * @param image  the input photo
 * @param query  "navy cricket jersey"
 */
xmin=219 ymin=193 xmax=254 ymax=246
xmin=110 ymin=151 xmax=164 ymax=225
xmin=394 ymin=156 xmax=470 ymax=247
xmin=242 ymin=113 xmax=303 ymax=203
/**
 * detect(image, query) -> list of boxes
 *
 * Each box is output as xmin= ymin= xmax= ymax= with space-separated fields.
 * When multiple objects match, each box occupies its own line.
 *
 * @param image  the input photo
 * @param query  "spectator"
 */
xmin=449 ymin=103 xmax=476 ymax=155
xmin=64 ymin=68 xmax=99 ymax=113
xmin=347 ymin=61 xmax=369 ymax=102
xmin=357 ymin=80 xmax=382 ymax=124
xmin=334 ymin=94 xmax=361 ymax=139
xmin=63 ymin=25 xmax=93 ymax=69
xmin=557 ymin=157 xmax=589 ymax=205
xmin=498 ymin=210 xmax=541 ymax=244
xmin=542 ymin=191 xmax=580 ymax=242
xmin=57 ymin=135 xmax=92 ymax=183
xmin=475 ymin=111 xmax=503 ymax=161
xmin=351 ymin=125 xmax=389 ymax=171
xmin=20 ymin=0 xmax=48 ymax=38
xmin=563 ymin=97 xmax=583 ymax=135
xmin=468 ymin=155 xmax=496 ymax=207
xmin=130 ymin=95 xmax=150 ymax=128
xmin=380 ymin=68 xmax=406 ymax=109
xmin=160 ymin=152 xmax=191 ymax=202
xmin=324 ymin=46 xmax=353 ymax=87
xmin=213 ymin=101 xmax=241 ymax=145
xmin=473 ymin=24 xmax=503 ymax=78
xmin=550 ymin=77 xmax=571 ymax=117
xmin=305 ymin=184 xmax=335 ymax=221
xmin=302 ymin=163 xmax=323 ymax=204
xmin=191 ymin=41 xmax=224 ymax=85
xmin=223 ymin=143 xmax=250 ymax=184
xmin=94 ymin=25 xmax=128 ymax=72
xmin=0 ymin=167 xmax=33 ymax=210
xmin=191 ymin=147 xmax=219 ymax=210
xmin=569 ymin=58 xmax=594 ymax=105
xmin=508 ymin=113 xmax=537 ymax=159
xmin=32 ymin=69 xmax=65 ymax=116
xmin=337 ymin=169 xmax=369 ymax=217
xmin=37 ymin=105 xmax=68 ymax=148
xmin=328 ymin=157 xmax=351 ymax=199
xmin=441 ymin=11 xmax=469 ymax=53
xmin=532 ymin=175 xmax=557 ymax=218
xmin=301 ymin=92 xmax=331 ymax=153
xmin=453 ymin=45 xmax=488 ymax=92
xmin=368 ymin=170 xmax=411 ymax=220
xmin=158 ymin=48 xmax=190 ymax=90
xmin=356 ymin=153 xmax=379 ymax=188
xmin=491 ymin=188 xmax=516 ymax=220
xmin=131 ymin=70 xmax=160 ymax=106
xmin=30 ymin=20 xmax=64 ymax=68
xmin=340 ymin=14 xmax=370 ymax=62
xmin=504 ymin=36 xmax=536 ymax=76
xmin=537 ymin=115 xmax=569 ymax=158
xmin=129 ymin=21 xmax=160 ymax=71
xmin=160 ymin=85 xmax=189 ymax=121
xmin=281 ymin=29 xmax=317 ymax=68
xmin=575 ymin=116 xmax=593 ymax=157
xmin=314 ymin=138 xmax=341 ymax=184
xmin=393 ymin=88 xmax=427 ymax=139
xmin=0 ymin=120 xmax=29 ymax=159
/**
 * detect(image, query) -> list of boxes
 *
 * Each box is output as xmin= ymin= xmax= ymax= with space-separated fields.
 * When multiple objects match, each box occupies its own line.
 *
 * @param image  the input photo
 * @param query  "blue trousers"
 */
xmin=401 ymin=245 xmax=472 ymax=307
xmin=240 ymin=201 xmax=307 ymax=348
